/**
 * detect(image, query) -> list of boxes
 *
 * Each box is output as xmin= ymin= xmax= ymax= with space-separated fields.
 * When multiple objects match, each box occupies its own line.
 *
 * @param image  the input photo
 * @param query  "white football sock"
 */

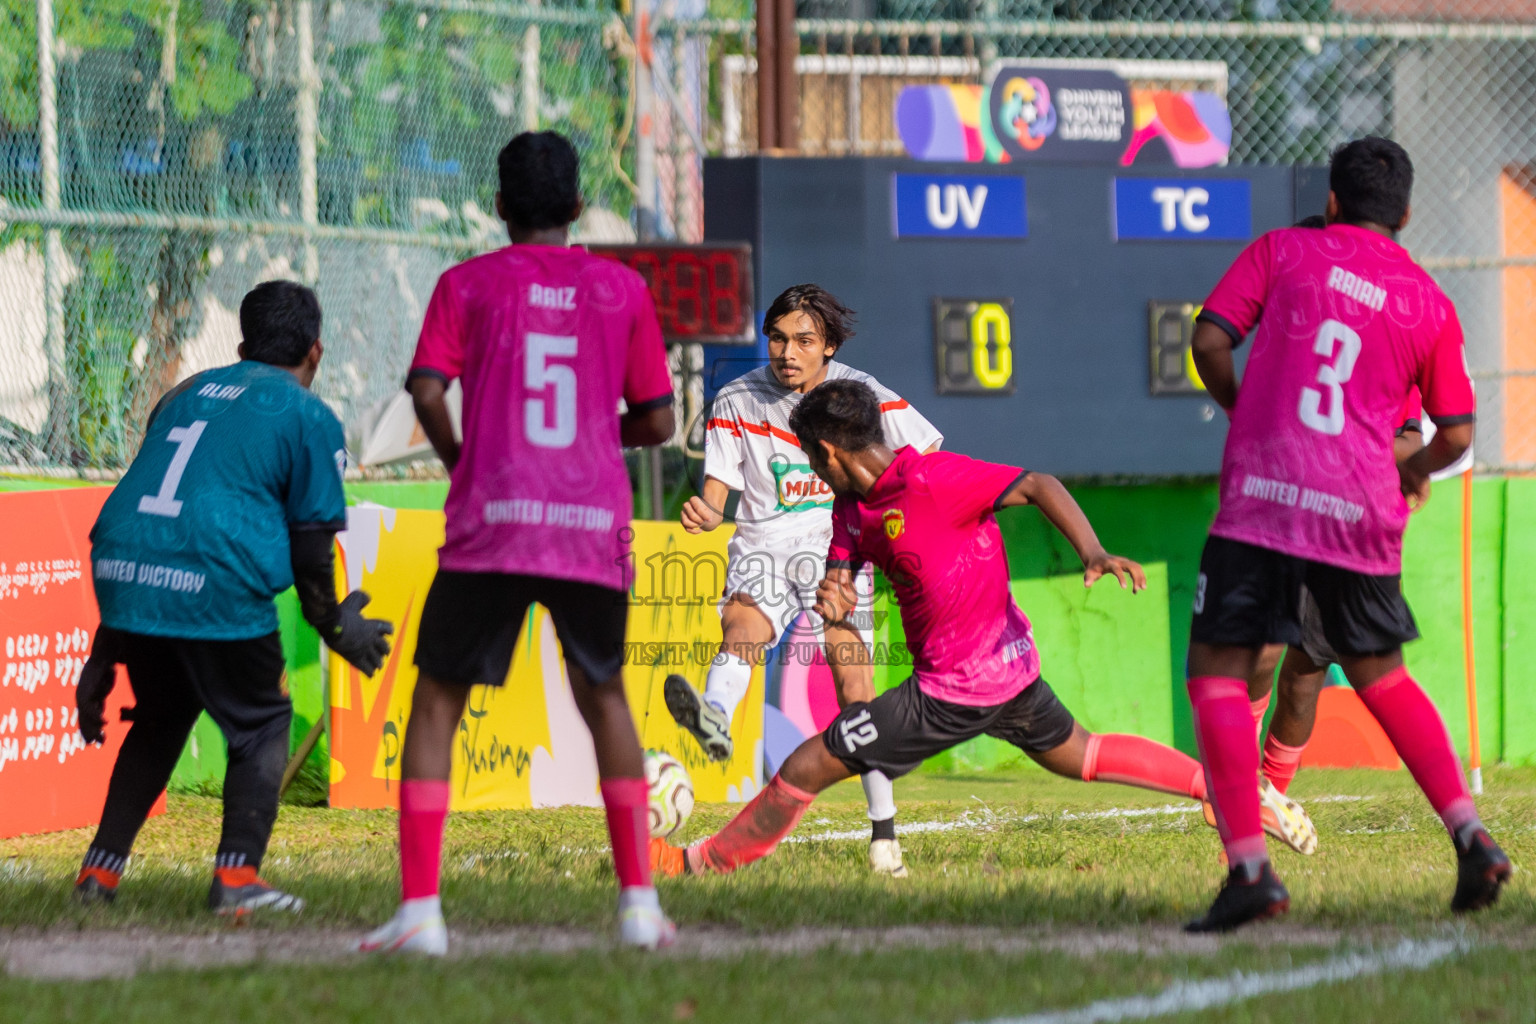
xmin=861 ymin=770 xmax=897 ymax=822
xmin=701 ymin=652 xmax=753 ymax=721
xmin=397 ymin=894 xmax=442 ymax=926
xmin=618 ymin=886 xmax=661 ymax=911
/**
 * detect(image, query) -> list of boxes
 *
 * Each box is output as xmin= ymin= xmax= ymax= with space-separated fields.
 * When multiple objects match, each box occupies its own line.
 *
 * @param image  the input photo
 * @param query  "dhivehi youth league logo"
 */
xmin=998 ymin=76 xmax=1056 ymax=152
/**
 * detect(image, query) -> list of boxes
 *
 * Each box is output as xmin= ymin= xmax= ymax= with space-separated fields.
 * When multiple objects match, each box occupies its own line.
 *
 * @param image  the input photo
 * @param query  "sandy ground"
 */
xmin=1 ymin=922 xmax=1415 ymax=980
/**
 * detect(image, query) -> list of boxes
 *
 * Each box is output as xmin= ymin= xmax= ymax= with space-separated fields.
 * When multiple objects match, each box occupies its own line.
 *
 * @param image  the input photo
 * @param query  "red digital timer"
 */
xmin=587 ymin=243 xmax=756 ymax=345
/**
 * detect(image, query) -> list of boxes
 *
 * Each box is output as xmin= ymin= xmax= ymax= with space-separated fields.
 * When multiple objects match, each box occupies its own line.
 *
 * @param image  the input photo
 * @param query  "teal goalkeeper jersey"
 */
xmin=90 ymin=360 xmax=348 ymax=640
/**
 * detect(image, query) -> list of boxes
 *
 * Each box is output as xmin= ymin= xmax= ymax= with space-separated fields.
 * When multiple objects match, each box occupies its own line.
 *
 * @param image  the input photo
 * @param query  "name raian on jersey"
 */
xmin=772 ymin=462 xmax=834 ymax=511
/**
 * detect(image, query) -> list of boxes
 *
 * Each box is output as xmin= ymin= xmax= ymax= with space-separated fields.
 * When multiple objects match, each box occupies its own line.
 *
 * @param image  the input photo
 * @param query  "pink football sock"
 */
xmin=1355 ymin=666 xmax=1479 ymax=837
xmin=600 ymin=777 xmax=652 ymax=890
xmin=1261 ymin=735 xmax=1306 ymax=794
xmin=692 ymin=773 xmax=815 ymax=875
xmin=1188 ymin=676 xmax=1268 ymax=869
xmin=1081 ymin=733 xmax=1207 ymax=801
xmin=1250 ymin=692 xmax=1271 ymax=742
xmin=399 ymin=779 xmax=450 ymax=901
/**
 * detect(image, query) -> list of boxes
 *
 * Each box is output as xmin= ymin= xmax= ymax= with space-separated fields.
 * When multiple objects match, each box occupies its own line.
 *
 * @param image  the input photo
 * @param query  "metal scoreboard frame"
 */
xmin=587 ymin=242 xmax=756 ymax=346
xmin=1147 ymin=300 xmax=1209 ymax=396
xmin=933 ymin=298 xmax=1016 ymax=396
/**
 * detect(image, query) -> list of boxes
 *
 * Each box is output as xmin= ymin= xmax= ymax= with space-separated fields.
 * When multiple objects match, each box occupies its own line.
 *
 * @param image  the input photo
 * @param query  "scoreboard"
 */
xmin=588 ymin=243 xmax=755 ymax=345
xmin=703 ymin=157 xmax=1299 ymax=476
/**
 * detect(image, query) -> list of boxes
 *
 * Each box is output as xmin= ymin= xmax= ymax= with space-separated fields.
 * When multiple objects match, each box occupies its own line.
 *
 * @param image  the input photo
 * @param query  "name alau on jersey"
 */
xmin=529 ymin=284 xmax=577 ymax=310
xmin=1327 ymin=265 xmax=1387 ymax=312
xmin=197 ymin=383 xmax=247 ymax=401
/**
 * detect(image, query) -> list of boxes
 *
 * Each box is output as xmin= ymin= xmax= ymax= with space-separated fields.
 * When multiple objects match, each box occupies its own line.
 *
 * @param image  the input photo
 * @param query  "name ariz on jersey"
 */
xmin=1327 ymin=265 xmax=1386 ymax=312
xmin=530 ymin=284 xmax=577 ymax=311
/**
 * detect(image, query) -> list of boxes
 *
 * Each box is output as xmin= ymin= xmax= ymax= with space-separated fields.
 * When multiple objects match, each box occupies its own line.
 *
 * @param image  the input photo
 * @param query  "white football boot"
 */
xmin=359 ymin=898 xmax=450 ymax=957
xmin=869 ymin=838 xmax=909 ymax=878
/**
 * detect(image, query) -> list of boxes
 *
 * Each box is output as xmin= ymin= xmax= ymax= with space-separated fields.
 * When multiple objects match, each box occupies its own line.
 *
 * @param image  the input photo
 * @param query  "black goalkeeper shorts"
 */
xmin=822 ymin=676 xmax=1077 ymax=779
xmin=415 ymin=570 xmax=629 ymax=686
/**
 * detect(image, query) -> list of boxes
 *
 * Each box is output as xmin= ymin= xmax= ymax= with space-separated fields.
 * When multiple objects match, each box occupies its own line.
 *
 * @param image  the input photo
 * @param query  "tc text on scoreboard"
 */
xmin=1113 ymin=178 xmax=1251 ymax=241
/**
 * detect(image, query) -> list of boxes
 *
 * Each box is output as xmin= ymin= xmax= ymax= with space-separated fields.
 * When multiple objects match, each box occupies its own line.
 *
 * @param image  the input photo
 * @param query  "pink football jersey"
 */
xmin=409 ymin=244 xmax=672 ymax=589
xmin=1201 ymin=224 xmax=1474 ymax=575
xmin=828 ymin=447 xmax=1038 ymax=707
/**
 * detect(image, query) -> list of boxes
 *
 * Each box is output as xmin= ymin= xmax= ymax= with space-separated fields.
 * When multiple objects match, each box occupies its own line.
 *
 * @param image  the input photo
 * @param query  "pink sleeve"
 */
xmin=827 ymin=499 xmax=863 ymax=569
xmin=1397 ymin=386 xmax=1423 ymax=431
xmin=409 ymin=273 xmax=466 ymax=382
xmin=1419 ymin=311 xmax=1476 ymax=425
xmin=624 ymin=282 xmax=673 ymax=410
xmin=917 ymin=451 xmax=1028 ymax=527
xmin=1198 ymin=232 xmax=1275 ymax=346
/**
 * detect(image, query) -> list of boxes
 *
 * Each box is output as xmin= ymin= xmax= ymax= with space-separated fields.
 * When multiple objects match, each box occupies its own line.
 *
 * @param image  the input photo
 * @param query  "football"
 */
xmin=645 ymin=749 xmax=695 ymax=839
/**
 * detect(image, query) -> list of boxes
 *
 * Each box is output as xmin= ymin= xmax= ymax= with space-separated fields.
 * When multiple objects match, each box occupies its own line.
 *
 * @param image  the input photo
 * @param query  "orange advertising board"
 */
xmin=0 ymin=488 xmax=163 ymax=838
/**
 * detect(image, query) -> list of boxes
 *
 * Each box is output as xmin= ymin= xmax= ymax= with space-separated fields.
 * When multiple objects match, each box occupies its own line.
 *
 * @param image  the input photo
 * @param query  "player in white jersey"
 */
xmin=665 ymin=284 xmax=942 ymax=876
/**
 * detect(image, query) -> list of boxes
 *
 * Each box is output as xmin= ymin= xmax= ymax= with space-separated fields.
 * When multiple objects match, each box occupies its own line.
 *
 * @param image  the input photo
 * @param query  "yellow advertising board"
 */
xmin=328 ymin=507 xmax=761 ymax=810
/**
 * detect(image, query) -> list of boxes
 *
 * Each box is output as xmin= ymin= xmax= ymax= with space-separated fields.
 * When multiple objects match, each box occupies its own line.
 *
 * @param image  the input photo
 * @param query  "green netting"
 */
xmin=2 ymin=0 xmax=1536 ymax=471
xmin=0 ymin=0 xmax=633 ymax=468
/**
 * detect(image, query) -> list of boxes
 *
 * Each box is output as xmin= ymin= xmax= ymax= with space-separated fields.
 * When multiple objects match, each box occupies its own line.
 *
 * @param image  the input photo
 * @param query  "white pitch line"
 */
xmin=788 ymin=793 xmax=1373 ymax=845
xmin=966 ymin=938 xmax=1464 ymax=1024
xmin=452 ymin=793 xmax=1376 ymax=865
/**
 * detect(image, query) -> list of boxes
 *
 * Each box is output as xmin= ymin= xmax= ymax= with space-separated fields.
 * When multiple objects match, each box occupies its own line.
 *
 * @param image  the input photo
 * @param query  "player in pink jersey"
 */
xmin=361 ymin=132 xmax=678 ymax=955
xmin=1240 ymin=386 xmax=1425 ymax=810
xmin=1184 ymin=137 xmax=1508 ymax=932
xmin=649 ymin=380 xmax=1312 ymax=878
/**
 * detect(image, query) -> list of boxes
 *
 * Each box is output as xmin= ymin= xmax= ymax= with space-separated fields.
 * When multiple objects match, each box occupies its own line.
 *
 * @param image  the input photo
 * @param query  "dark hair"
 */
xmin=1294 ymin=215 xmax=1327 ymax=229
xmin=764 ymin=284 xmax=857 ymax=354
xmin=1329 ymin=137 xmax=1413 ymax=229
xmin=239 ymin=280 xmax=322 ymax=367
xmin=789 ymin=379 xmax=886 ymax=455
xmin=497 ymin=131 xmax=581 ymax=230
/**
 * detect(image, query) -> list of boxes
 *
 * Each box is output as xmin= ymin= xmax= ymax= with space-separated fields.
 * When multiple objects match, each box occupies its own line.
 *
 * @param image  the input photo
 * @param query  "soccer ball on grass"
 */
xmin=645 ymin=749 xmax=695 ymax=839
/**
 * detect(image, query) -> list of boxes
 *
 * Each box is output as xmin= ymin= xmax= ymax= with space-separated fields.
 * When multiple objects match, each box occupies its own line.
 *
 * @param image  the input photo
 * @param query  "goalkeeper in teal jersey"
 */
xmin=72 ymin=281 xmax=393 ymax=916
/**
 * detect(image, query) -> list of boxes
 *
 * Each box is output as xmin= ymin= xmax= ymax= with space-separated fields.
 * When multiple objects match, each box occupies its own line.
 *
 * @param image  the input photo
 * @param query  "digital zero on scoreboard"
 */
xmin=932 ymin=298 xmax=1015 ymax=395
xmin=587 ymin=243 xmax=756 ymax=345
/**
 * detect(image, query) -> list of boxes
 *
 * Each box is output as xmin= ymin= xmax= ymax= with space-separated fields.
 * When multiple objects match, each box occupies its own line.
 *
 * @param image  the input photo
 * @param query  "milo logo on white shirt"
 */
xmin=771 ymin=460 xmax=833 ymax=512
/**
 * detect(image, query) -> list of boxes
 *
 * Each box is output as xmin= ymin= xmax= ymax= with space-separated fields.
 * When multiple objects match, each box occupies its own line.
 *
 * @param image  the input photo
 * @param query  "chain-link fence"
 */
xmin=3 ymin=1 xmax=1534 ymax=473
xmin=0 ymin=0 xmax=654 ymax=472
xmin=678 ymin=0 xmax=1536 ymax=470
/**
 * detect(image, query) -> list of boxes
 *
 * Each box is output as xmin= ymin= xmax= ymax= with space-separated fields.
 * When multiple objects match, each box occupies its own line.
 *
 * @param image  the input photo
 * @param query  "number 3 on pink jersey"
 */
xmin=1298 ymin=320 xmax=1362 ymax=437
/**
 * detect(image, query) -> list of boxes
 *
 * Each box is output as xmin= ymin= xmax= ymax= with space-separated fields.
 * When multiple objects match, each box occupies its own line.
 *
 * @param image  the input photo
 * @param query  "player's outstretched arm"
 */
xmin=680 ymin=476 xmax=730 ymax=533
xmin=408 ymin=375 xmax=461 ymax=471
xmin=998 ymin=473 xmax=1147 ymax=593
xmin=291 ymin=530 xmax=394 ymax=675
xmin=1191 ymin=321 xmax=1240 ymax=412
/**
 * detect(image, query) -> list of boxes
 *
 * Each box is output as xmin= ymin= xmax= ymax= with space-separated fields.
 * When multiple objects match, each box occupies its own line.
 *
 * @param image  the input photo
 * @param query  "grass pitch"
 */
xmin=2 ymin=766 xmax=1532 ymax=1022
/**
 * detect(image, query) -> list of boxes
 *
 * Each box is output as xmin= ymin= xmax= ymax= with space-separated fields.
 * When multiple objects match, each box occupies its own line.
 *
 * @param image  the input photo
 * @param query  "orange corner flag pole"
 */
xmin=1462 ymin=469 xmax=1482 ymax=795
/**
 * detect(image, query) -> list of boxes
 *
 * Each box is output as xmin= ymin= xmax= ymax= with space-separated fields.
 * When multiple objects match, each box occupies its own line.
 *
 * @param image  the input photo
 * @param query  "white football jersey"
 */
xmin=703 ymin=362 xmax=943 ymax=557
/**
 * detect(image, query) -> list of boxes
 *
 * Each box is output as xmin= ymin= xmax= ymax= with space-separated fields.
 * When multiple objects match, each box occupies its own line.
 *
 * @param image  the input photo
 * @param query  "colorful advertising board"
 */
xmin=328 ymin=506 xmax=762 ymax=811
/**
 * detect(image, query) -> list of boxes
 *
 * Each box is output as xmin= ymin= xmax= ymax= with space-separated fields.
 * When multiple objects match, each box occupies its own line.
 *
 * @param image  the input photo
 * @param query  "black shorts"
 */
xmin=822 ymin=676 xmax=1077 ymax=779
xmin=1292 ymin=585 xmax=1341 ymax=668
xmin=1191 ymin=536 xmax=1418 ymax=658
xmin=120 ymin=631 xmax=290 ymax=759
xmin=415 ymin=571 xmax=628 ymax=686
